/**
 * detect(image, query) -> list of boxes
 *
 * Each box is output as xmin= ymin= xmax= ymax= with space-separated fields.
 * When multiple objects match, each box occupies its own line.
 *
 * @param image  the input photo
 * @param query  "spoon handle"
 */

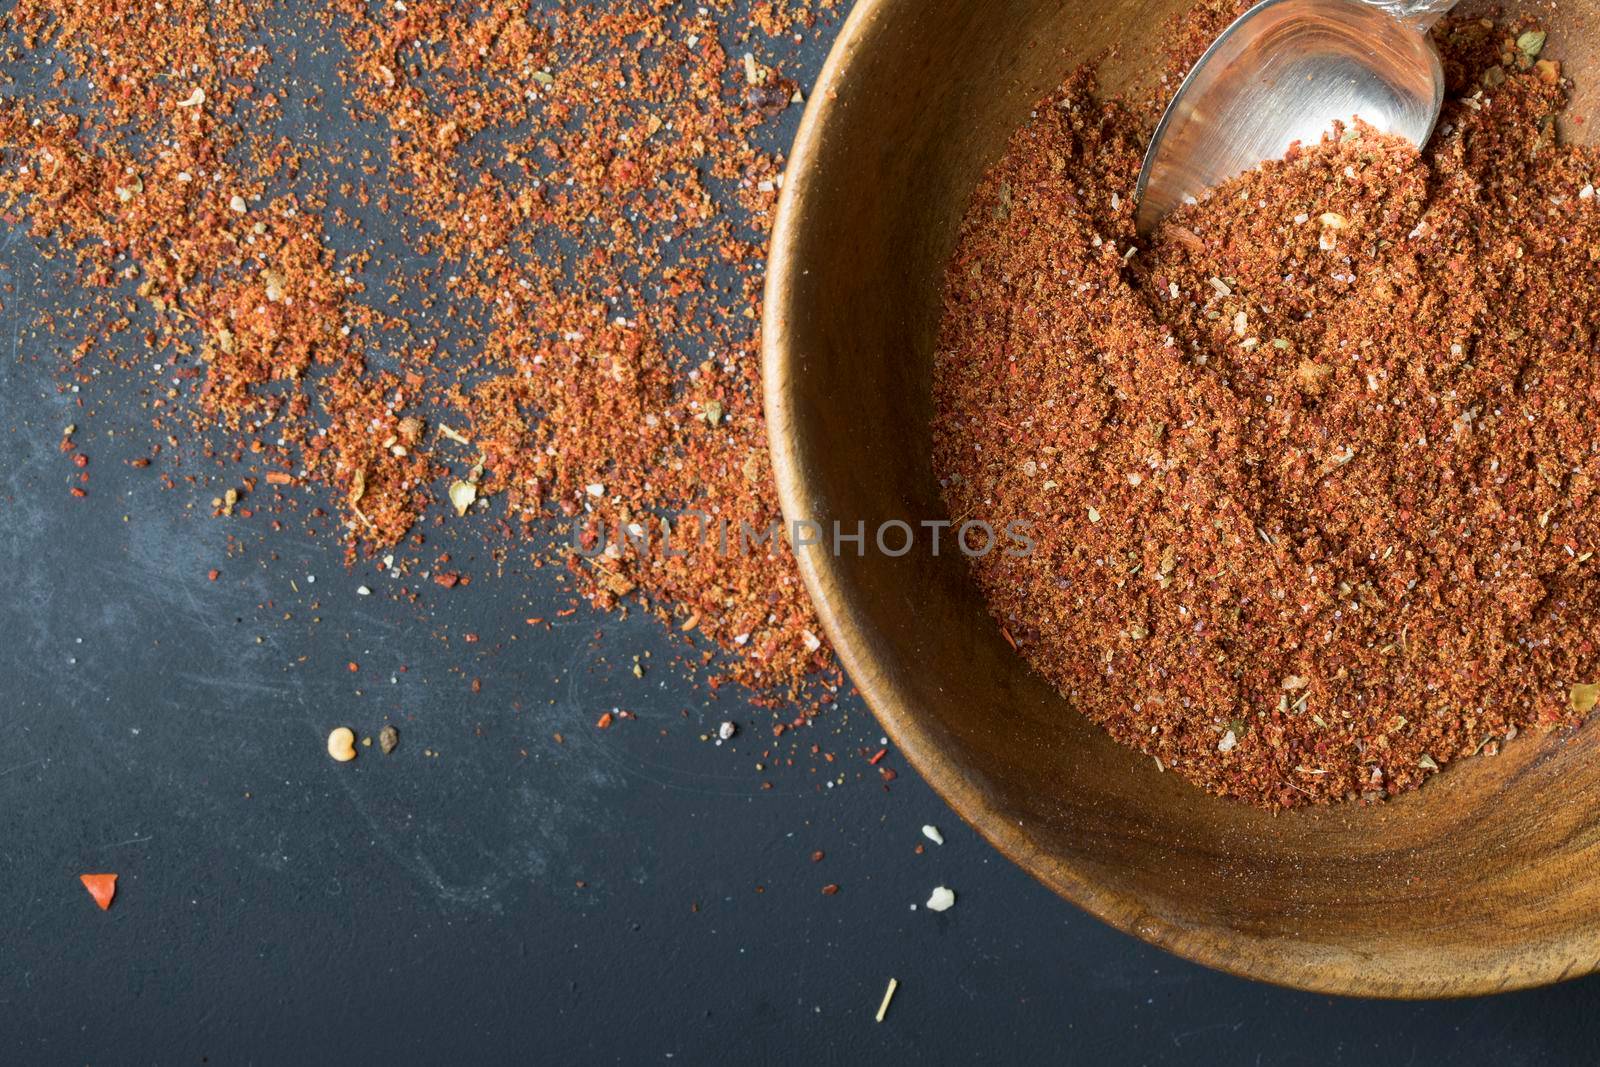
xmin=1361 ymin=0 xmax=1460 ymax=31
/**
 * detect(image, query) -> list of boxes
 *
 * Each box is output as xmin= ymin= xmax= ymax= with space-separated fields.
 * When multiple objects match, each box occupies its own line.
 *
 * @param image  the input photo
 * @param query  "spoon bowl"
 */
xmin=1135 ymin=0 xmax=1451 ymax=234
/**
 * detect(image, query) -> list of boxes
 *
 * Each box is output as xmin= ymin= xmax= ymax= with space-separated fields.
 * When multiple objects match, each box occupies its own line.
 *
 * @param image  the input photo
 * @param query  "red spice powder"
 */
xmin=932 ymin=15 xmax=1600 ymax=806
xmin=0 ymin=0 xmax=838 ymax=703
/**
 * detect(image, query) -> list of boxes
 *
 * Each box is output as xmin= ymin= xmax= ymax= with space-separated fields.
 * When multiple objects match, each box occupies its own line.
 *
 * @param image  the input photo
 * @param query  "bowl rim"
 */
xmin=761 ymin=0 xmax=1597 ymax=1000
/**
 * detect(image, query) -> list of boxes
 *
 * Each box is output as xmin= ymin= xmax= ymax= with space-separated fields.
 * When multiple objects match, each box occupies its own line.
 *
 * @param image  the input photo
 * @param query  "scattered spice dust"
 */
xmin=933 ymin=10 xmax=1600 ymax=806
xmin=0 ymin=0 xmax=841 ymax=717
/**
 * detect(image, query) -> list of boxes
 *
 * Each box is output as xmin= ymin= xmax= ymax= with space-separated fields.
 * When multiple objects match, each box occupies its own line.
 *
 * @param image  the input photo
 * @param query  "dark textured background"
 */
xmin=3 ymin=3 xmax=1599 ymax=1062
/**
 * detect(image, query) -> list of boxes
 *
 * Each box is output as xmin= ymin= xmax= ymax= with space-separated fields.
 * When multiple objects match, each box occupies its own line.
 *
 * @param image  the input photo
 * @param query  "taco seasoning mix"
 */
xmin=933 ymin=12 xmax=1600 ymax=807
xmin=0 ymin=0 xmax=840 ymax=717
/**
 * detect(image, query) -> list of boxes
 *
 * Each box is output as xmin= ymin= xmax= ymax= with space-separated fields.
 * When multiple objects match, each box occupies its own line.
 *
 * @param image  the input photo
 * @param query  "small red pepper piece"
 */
xmin=80 ymin=873 xmax=117 ymax=911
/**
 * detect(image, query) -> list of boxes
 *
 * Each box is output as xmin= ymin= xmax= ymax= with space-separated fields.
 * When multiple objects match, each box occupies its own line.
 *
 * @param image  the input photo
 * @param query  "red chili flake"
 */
xmin=69 ymin=488 xmax=87 ymax=498
xmin=207 ymin=569 xmax=220 ymax=581
xmin=347 ymin=662 xmax=359 ymax=672
xmin=878 ymin=767 xmax=897 ymax=782
xmin=820 ymin=883 xmax=839 ymax=896
xmin=72 ymin=454 xmax=89 ymax=469
xmin=433 ymin=572 xmax=460 ymax=589
xmin=79 ymin=873 xmax=117 ymax=911
xmin=596 ymin=712 xmax=614 ymax=730
xmin=810 ymin=850 xmax=825 ymax=863
xmin=868 ymin=747 xmax=887 ymax=765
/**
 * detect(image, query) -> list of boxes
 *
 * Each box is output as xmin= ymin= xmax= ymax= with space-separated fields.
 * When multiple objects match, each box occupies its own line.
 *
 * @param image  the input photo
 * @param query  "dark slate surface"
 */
xmin=1 ymin=3 xmax=1597 ymax=1062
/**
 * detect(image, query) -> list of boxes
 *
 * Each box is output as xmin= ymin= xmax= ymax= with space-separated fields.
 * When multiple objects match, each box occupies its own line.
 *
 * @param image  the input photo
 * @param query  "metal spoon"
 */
xmin=1134 ymin=0 xmax=1459 ymax=235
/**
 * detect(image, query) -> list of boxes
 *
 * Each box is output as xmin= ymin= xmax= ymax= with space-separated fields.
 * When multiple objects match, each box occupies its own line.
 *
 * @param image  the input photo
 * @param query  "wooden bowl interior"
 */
xmin=765 ymin=0 xmax=1600 ymax=994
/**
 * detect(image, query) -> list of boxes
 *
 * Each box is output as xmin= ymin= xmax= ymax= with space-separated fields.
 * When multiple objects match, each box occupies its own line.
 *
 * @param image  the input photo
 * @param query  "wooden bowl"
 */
xmin=763 ymin=0 xmax=1600 ymax=996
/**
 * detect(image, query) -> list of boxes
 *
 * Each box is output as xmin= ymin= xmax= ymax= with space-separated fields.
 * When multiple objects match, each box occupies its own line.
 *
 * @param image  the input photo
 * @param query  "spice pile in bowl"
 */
xmin=932 ymin=13 xmax=1600 ymax=806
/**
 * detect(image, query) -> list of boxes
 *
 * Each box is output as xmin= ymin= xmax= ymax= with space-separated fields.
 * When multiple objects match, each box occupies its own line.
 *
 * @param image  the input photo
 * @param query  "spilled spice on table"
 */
xmin=0 ymin=0 xmax=838 ymax=710
xmin=933 ymin=13 xmax=1600 ymax=806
